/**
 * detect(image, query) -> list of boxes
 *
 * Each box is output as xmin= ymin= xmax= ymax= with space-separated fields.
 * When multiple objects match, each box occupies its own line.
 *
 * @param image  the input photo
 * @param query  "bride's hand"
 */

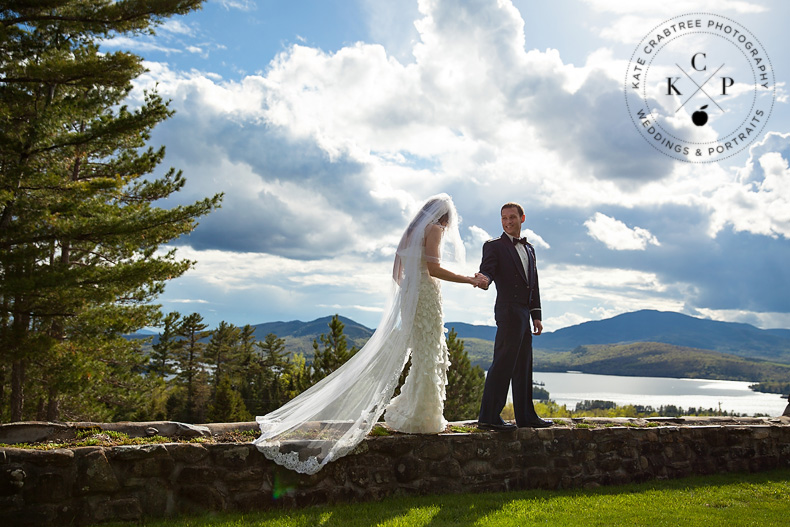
xmin=472 ymin=273 xmax=489 ymax=289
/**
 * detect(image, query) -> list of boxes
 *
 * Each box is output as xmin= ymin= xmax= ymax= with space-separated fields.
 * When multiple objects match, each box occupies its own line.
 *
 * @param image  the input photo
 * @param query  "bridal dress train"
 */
xmin=253 ymin=194 xmax=463 ymax=474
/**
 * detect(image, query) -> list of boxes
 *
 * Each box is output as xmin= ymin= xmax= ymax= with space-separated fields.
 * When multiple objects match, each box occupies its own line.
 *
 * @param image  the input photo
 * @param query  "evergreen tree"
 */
xmin=255 ymin=332 xmax=290 ymax=414
xmin=236 ymin=324 xmax=257 ymax=374
xmin=146 ymin=311 xmax=183 ymax=420
xmin=259 ymin=332 xmax=289 ymax=368
xmin=0 ymin=1 xmax=220 ymax=421
xmin=236 ymin=324 xmax=259 ymax=414
xmin=174 ymin=312 xmax=212 ymax=423
xmin=205 ymin=320 xmax=246 ymax=420
xmin=189 ymin=369 xmax=211 ymax=424
xmin=444 ymin=328 xmax=485 ymax=421
xmin=310 ymin=315 xmax=357 ymax=382
xmin=205 ymin=321 xmax=241 ymax=388
xmin=149 ymin=311 xmax=181 ymax=378
xmin=208 ymin=376 xmax=251 ymax=423
xmin=282 ymin=352 xmax=312 ymax=400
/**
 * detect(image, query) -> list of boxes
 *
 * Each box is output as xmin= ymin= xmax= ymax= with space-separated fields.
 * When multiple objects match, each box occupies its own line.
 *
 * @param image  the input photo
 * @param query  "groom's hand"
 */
xmin=474 ymin=273 xmax=490 ymax=290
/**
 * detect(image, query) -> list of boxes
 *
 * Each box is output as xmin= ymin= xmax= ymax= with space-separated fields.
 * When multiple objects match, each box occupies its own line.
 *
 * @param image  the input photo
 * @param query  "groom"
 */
xmin=475 ymin=202 xmax=551 ymax=430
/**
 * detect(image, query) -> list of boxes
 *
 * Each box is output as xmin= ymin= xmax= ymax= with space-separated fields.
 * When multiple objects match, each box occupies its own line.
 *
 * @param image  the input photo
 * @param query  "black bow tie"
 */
xmin=513 ymin=237 xmax=527 ymax=246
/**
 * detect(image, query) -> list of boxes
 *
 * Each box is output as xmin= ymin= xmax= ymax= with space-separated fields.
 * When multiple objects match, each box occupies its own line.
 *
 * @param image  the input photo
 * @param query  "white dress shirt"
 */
xmin=506 ymin=233 xmax=530 ymax=285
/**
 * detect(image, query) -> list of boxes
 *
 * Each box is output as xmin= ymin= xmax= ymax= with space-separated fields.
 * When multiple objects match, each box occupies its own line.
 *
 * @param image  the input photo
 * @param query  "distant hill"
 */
xmin=444 ymin=322 xmax=497 ymax=341
xmin=534 ymin=342 xmax=790 ymax=385
xmin=247 ymin=315 xmax=373 ymax=358
xmin=765 ymin=328 xmax=790 ymax=339
xmin=249 ymin=315 xmax=373 ymax=341
xmin=447 ymin=337 xmax=493 ymax=369
xmin=263 ymin=310 xmax=790 ymax=369
xmin=530 ymin=310 xmax=790 ymax=363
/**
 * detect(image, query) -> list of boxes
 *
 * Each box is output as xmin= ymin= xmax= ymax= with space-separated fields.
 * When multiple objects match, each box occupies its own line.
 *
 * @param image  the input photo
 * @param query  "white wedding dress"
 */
xmin=254 ymin=194 xmax=463 ymax=474
xmin=383 ymin=255 xmax=450 ymax=434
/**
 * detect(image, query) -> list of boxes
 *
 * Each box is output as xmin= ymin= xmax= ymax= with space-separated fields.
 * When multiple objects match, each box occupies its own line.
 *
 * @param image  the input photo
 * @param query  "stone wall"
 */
xmin=1 ymin=417 xmax=789 ymax=526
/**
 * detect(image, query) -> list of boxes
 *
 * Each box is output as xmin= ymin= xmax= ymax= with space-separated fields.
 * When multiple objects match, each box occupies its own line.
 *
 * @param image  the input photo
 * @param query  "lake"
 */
xmin=521 ymin=371 xmax=788 ymax=417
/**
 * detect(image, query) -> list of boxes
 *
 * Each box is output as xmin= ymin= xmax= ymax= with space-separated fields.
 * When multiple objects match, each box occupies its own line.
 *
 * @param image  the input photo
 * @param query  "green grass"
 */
xmin=104 ymin=468 xmax=790 ymax=527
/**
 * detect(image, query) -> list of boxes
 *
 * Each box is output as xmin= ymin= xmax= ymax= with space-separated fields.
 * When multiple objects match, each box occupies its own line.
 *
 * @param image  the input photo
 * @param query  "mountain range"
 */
xmin=130 ymin=310 xmax=790 ymax=367
xmin=239 ymin=310 xmax=790 ymax=366
xmin=248 ymin=315 xmax=375 ymax=341
xmin=447 ymin=309 xmax=790 ymax=363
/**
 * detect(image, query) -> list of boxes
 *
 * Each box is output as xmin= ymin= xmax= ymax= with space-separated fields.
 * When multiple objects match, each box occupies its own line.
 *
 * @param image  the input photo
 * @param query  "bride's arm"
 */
xmin=424 ymin=224 xmax=476 ymax=285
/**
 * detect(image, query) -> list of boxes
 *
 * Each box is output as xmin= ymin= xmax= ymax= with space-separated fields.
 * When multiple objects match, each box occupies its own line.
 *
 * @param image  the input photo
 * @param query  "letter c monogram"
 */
xmin=691 ymin=52 xmax=707 ymax=71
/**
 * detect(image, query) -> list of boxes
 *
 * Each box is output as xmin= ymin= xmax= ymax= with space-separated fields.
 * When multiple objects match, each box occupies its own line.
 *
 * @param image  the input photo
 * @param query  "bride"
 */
xmin=254 ymin=194 xmax=483 ymax=474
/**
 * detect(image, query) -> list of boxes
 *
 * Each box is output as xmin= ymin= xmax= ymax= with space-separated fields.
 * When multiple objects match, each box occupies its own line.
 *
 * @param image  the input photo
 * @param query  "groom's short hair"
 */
xmin=501 ymin=202 xmax=524 ymax=216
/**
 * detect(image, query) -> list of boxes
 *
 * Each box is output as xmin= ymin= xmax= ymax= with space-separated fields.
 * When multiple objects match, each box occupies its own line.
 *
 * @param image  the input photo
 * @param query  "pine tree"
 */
xmin=236 ymin=324 xmax=259 ymax=414
xmin=310 ymin=315 xmax=358 ymax=382
xmin=149 ymin=312 xmax=181 ymax=378
xmin=444 ymin=328 xmax=485 ymax=421
xmin=237 ymin=324 xmax=257 ymax=373
xmin=258 ymin=332 xmax=289 ymax=368
xmin=282 ymin=352 xmax=312 ymax=401
xmin=208 ymin=376 xmax=251 ymax=423
xmin=205 ymin=321 xmax=241 ymax=388
xmin=174 ymin=312 xmax=212 ymax=423
xmin=205 ymin=320 xmax=247 ymax=421
xmin=255 ymin=332 xmax=291 ymax=414
xmin=189 ymin=369 xmax=211 ymax=424
xmin=0 ymin=1 xmax=220 ymax=421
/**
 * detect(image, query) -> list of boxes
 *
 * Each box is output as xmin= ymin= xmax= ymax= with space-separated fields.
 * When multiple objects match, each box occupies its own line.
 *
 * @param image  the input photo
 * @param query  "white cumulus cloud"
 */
xmin=709 ymin=132 xmax=790 ymax=239
xmin=119 ymin=0 xmax=790 ymax=329
xmin=585 ymin=213 xmax=661 ymax=250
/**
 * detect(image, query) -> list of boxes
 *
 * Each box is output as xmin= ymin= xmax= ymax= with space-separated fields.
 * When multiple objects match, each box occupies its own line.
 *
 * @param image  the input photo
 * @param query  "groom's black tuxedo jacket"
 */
xmin=479 ymin=233 xmax=542 ymax=321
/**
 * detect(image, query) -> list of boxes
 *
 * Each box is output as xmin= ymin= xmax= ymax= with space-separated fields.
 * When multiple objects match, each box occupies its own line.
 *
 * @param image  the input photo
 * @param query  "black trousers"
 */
xmin=478 ymin=302 xmax=539 ymax=426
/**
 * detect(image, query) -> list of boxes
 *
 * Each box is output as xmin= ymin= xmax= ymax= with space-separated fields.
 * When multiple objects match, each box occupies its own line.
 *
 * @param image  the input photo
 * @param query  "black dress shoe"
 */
xmin=519 ymin=418 xmax=552 ymax=428
xmin=476 ymin=421 xmax=517 ymax=431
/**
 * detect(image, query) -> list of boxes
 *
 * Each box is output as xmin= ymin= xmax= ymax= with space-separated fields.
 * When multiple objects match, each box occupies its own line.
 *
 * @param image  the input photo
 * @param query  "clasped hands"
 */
xmin=470 ymin=272 xmax=490 ymax=289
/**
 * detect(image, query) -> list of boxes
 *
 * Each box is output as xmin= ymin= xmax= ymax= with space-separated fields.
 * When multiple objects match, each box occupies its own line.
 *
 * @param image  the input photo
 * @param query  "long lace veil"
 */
xmin=253 ymin=193 xmax=464 ymax=474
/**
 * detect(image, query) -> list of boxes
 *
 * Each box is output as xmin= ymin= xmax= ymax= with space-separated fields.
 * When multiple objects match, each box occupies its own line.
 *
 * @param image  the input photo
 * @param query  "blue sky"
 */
xmin=104 ymin=0 xmax=790 ymax=332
